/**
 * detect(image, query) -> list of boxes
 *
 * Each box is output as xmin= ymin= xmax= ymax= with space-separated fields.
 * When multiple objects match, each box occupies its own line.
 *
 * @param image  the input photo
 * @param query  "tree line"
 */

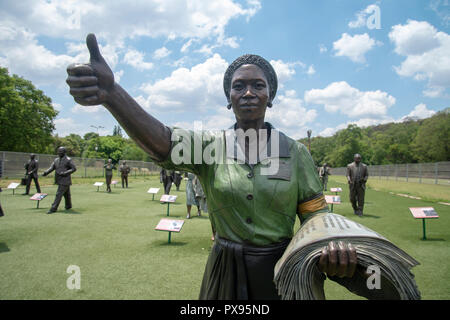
xmin=0 ymin=67 xmax=151 ymax=163
xmin=299 ymin=109 xmax=449 ymax=168
xmin=1 ymin=66 xmax=449 ymax=165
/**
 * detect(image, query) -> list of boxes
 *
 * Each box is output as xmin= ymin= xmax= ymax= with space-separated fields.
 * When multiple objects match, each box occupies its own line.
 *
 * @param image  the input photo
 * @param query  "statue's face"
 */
xmin=57 ymin=148 xmax=65 ymax=157
xmin=354 ymin=156 xmax=361 ymax=164
xmin=108 ymin=159 xmax=112 ymax=163
xmin=230 ymin=64 xmax=270 ymax=123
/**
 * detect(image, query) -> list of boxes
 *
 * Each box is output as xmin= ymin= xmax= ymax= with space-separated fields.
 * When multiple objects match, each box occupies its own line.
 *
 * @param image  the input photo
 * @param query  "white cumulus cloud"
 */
xmin=304 ymin=81 xmax=395 ymax=118
xmin=333 ymin=33 xmax=381 ymax=63
xmin=123 ymin=49 xmax=154 ymax=71
xmin=389 ymin=20 xmax=450 ymax=97
xmin=138 ymin=53 xmax=228 ymax=111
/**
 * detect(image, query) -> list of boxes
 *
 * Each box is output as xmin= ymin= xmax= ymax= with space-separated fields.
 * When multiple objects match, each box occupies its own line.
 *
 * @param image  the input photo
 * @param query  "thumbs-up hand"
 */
xmin=66 ymin=34 xmax=114 ymax=106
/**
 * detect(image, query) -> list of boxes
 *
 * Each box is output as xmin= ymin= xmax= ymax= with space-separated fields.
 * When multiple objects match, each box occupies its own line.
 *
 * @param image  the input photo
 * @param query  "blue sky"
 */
xmin=0 ymin=0 xmax=449 ymax=139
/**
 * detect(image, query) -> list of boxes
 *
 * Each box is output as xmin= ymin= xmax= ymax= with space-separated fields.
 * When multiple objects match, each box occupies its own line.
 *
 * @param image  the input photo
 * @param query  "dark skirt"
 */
xmin=199 ymin=236 xmax=290 ymax=300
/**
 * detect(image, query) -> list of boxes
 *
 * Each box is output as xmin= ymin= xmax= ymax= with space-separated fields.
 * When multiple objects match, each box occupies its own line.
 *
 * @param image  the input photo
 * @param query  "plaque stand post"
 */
xmin=422 ymin=219 xmax=427 ymax=240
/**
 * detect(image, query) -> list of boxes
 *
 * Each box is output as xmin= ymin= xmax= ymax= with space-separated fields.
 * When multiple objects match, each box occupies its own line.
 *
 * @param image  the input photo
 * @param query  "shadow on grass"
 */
xmin=150 ymin=240 xmax=188 ymax=247
xmin=62 ymin=209 xmax=83 ymax=214
xmin=159 ymin=241 xmax=188 ymax=246
xmin=420 ymin=238 xmax=446 ymax=242
xmin=156 ymin=213 xmax=185 ymax=218
xmin=360 ymin=214 xmax=381 ymax=219
xmin=186 ymin=215 xmax=209 ymax=220
xmin=0 ymin=242 xmax=10 ymax=253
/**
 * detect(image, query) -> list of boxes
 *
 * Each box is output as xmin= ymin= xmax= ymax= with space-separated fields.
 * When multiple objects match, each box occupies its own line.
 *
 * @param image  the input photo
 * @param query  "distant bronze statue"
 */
xmin=23 ymin=153 xmax=41 ymax=195
xmin=346 ymin=154 xmax=369 ymax=216
xmin=160 ymin=169 xmax=174 ymax=194
xmin=173 ymin=171 xmax=182 ymax=191
xmin=319 ymin=163 xmax=331 ymax=191
xmin=104 ymin=159 xmax=116 ymax=193
xmin=185 ymin=172 xmax=199 ymax=219
xmin=119 ymin=161 xmax=130 ymax=188
xmin=43 ymin=147 xmax=77 ymax=213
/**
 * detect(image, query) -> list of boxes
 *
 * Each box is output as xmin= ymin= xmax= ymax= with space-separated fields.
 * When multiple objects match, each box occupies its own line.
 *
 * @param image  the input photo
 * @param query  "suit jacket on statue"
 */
xmin=25 ymin=159 xmax=39 ymax=178
xmin=45 ymin=156 xmax=77 ymax=185
xmin=346 ymin=162 xmax=368 ymax=185
xmin=119 ymin=164 xmax=130 ymax=176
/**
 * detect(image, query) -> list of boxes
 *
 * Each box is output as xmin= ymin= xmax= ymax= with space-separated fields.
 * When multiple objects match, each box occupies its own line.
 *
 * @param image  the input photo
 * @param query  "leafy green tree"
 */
xmin=0 ymin=67 xmax=58 ymax=153
xmin=412 ymin=110 xmax=450 ymax=162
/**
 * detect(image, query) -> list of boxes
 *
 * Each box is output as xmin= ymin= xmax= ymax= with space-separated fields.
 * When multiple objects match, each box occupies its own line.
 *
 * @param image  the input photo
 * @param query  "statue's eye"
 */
xmin=232 ymin=82 xmax=244 ymax=91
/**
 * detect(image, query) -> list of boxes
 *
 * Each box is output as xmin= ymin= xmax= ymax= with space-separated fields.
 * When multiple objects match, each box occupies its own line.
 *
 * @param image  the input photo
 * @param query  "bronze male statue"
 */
xmin=319 ymin=163 xmax=330 ymax=191
xmin=43 ymin=147 xmax=77 ymax=213
xmin=160 ymin=169 xmax=174 ymax=194
xmin=119 ymin=161 xmax=130 ymax=188
xmin=24 ymin=154 xmax=41 ymax=195
xmin=104 ymin=158 xmax=116 ymax=193
xmin=173 ymin=171 xmax=182 ymax=191
xmin=346 ymin=154 xmax=369 ymax=216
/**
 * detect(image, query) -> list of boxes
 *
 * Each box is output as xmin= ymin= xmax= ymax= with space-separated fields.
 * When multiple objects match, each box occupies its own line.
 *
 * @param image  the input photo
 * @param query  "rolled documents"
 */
xmin=274 ymin=212 xmax=421 ymax=300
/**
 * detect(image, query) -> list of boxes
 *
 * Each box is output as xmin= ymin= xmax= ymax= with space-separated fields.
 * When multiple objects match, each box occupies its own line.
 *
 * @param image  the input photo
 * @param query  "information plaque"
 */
xmin=93 ymin=182 xmax=104 ymax=192
xmin=160 ymin=194 xmax=177 ymax=203
xmin=30 ymin=193 xmax=48 ymax=209
xmin=147 ymin=187 xmax=160 ymax=200
xmin=155 ymin=218 xmax=184 ymax=244
xmin=160 ymin=194 xmax=177 ymax=216
xmin=330 ymin=187 xmax=342 ymax=193
xmin=7 ymin=182 xmax=20 ymax=195
xmin=409 ymin=207 xmax=439 ymax=240
xmin=325 ymin=195 xmax=341 ymax=212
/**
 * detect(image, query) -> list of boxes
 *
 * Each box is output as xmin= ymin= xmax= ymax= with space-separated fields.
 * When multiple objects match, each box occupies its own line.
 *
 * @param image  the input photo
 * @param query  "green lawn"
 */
xmin=0 ymin=175 xmax=449 ymax=299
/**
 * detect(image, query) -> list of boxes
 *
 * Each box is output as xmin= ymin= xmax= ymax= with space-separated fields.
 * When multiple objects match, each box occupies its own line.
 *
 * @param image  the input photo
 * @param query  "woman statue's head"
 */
xmin=223 ymin=54 xmax=278 ymax=123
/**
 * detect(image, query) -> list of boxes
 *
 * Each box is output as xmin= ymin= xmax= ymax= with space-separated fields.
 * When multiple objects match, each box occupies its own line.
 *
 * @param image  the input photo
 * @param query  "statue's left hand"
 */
xmin=318 ymin=241 xmax=357 ymax=278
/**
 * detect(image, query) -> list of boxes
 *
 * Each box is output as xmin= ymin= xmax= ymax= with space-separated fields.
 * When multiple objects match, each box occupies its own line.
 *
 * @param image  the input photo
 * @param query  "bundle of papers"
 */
xmin=274 ymin=212 xmax=420 ymax=300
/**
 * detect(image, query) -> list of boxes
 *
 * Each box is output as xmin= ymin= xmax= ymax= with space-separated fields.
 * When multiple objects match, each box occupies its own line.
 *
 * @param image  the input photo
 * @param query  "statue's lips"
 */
xmin=239 ymin=104 xmax=258 ymax=108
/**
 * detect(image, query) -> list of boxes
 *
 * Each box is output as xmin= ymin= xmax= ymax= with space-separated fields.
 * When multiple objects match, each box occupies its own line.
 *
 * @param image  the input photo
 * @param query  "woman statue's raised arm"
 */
xmin=66 ymin=33 xmax=171 ymax=161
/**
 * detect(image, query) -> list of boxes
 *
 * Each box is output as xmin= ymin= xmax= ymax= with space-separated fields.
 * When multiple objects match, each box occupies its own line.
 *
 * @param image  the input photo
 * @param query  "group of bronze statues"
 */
xmin=15 ymin=148 xmax=133 ymax=213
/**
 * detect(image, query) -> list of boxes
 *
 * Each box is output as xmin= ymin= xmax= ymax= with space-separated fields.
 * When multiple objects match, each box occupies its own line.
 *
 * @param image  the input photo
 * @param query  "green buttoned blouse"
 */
xmin=155 ymin=123 xmax=327 ymax=246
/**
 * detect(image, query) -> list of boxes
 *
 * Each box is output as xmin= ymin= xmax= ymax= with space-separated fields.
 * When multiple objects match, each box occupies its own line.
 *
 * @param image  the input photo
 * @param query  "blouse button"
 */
xmin=247 ymin=172 xmax=253 ymax=178
xmin=246 ymin=218 xmax=253 ymax=224
xmin=246 ymin=194 xmax=253 ymax=200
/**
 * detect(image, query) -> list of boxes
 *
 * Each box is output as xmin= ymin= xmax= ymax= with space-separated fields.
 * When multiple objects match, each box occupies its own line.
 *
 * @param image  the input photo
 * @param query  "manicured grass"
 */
xmin=0 ymin=175 xmax=449 ymax=299
xmin=330 ymin=175 xmax=450 ymax=203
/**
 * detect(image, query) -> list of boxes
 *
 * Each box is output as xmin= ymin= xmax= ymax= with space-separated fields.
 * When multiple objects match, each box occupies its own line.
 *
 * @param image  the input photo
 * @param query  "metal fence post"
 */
xmin=419 ymin=163 xmax=422 ymax=183
xmin=406 ymin=163 xmax=409 ymax=182
xmin=435 ymin=162 xmax=438 ymax=184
